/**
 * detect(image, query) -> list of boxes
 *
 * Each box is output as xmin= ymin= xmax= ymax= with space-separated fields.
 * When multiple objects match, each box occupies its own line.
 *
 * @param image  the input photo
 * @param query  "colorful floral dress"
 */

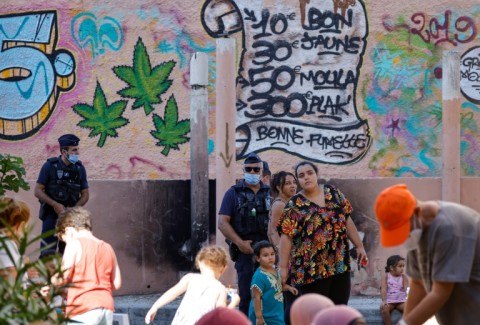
xmin=278 ymin=184 xmax=352 ymax=286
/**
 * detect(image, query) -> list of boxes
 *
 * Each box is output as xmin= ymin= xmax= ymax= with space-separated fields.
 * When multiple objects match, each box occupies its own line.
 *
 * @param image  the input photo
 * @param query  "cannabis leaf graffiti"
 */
xmin=113 ymin=37 xmax=175 ymax=115
xmin=73 ymin=82 xmax=129 ymax=147
xmin=151 ymin=95 xmax=190 ymax=156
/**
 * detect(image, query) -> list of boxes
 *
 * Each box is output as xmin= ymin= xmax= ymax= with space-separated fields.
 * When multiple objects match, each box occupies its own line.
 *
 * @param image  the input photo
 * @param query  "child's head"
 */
xmin=196 ymin=307 xmax=250 ymax=325
xmin=252 ymin=240 xmax=276 ymax=268
xmin=195 ymin=245 xmax=228 ymax=277
xmin=0 ymin=197 xmax=30 ymax=234
xmin=385 ymin=255 xmax=406 ymax=275
xmin=290 ymin=293 xmax=334 ymax=325
xmin=312 ymin=305 xmax=366 ymax=325
xmin=55 ymin=207 xmax=92 ymax=241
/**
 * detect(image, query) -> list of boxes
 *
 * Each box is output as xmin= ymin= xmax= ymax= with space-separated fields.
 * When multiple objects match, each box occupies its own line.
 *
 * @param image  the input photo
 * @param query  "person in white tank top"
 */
xmin=145 ymin=245 xmax=240 ymax=325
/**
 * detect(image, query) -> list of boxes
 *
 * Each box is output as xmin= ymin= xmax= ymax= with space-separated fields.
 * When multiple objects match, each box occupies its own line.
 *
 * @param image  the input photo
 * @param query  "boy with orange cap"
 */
xmin=374 ymin=184 xmax=480 ymax=325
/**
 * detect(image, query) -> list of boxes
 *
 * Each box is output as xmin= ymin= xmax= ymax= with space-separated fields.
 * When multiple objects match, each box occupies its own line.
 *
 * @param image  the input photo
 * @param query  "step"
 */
xmin=114 ymin=294 xmax=405 ymax=325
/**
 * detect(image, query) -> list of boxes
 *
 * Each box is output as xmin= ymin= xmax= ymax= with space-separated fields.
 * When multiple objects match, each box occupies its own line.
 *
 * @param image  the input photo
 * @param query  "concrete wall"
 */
xmin=10 ymin=177 xmax=480 ymax=295
xmin=1 ymin=0 xmax=480 ymax=295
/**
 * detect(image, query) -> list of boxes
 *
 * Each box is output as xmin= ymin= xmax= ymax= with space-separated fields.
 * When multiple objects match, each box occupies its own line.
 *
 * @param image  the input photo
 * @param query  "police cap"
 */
xmin=58 ymin=134 xmax=80 ymax=147
xmin=244 ymin=152 xmax=262 ymax=164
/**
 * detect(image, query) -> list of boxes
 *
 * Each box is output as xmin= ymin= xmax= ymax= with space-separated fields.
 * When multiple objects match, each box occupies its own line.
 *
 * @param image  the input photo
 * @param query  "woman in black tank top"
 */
xmin=267 ymin=171 xmax=297 ymax=248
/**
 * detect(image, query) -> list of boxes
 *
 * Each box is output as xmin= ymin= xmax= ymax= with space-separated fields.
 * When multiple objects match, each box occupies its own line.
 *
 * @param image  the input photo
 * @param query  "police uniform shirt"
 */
xmin=219 ymin=180 xmax=270 ymax=240
xmin=37 ymin=156 xmax=89 ymax=203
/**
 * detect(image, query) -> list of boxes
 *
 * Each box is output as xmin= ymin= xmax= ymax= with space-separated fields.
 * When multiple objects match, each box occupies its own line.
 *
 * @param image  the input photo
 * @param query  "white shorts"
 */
xmin=68 ymin=308 xmax=113 ymax=325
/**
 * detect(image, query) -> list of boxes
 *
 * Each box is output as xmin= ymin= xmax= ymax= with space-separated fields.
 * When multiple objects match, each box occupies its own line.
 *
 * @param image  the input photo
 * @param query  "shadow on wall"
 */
xmin=24 ymin=177 xmax=472 ymax=296
xmin=89 ymin=180 xmax=217 ymax=295
xmin=94 ymin=178 xmax=402 ymax=296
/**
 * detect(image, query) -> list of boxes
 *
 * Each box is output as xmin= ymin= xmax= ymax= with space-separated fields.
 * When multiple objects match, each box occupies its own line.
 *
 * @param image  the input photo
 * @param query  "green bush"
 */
xmin=0 ymin=154 xmax=30 ymax=197
xmin=0 ymin=224 xmax=70 ymax=324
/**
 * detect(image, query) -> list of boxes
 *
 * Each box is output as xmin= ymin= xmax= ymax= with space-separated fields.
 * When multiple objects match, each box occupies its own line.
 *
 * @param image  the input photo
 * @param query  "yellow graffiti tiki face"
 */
xmin=0 ymin=11 xmax=76 ymax=140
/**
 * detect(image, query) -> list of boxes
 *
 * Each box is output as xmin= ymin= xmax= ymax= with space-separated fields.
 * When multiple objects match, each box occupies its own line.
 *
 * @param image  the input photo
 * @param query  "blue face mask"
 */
xmin=244 ymin=173 xmax=261 ymax=185
xmin=67 ymin=154 xmax=80 ymax=164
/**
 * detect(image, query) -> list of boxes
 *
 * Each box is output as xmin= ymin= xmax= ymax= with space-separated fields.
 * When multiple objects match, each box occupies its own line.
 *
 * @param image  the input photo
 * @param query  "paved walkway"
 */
xmin=114 ymin=294 xmax=438 ymax=325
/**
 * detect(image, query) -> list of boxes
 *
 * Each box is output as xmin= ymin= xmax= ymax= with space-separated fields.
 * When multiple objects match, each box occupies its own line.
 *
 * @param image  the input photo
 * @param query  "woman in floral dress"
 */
xmin=278 ymin=161 xmax=367 ymax=325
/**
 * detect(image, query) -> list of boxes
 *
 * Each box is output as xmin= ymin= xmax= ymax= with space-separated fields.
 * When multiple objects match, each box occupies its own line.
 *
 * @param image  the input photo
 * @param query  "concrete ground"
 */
xmin=113 ymin=294 xmax=439 ymax=325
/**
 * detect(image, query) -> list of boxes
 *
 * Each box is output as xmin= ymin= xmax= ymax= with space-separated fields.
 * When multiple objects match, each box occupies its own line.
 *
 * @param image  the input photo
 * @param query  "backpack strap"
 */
xmin=46 ymin=157 xmax=60 ymax=165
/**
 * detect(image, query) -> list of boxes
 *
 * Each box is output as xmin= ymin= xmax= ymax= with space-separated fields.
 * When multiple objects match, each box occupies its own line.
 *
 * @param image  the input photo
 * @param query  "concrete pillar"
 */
xmin=190 ymin=52 xmax=209 ymax=260
xmin=442 ymin=51 xmax=461 ymax=203
xmin=215 ymin=38 xmax=237 ymax=285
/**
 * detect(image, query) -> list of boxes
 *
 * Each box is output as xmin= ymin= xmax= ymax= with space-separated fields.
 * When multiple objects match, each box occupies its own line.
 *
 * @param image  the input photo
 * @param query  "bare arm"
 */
xmin=218 ymin=214 xmax=253 ymax=254
xmin=111 ymin=252 xmax=122 ymax=290
xmin=282 ymin=283 xmax=298 ymax=295
xmin=403 ymin=278 xmax=427 ymax=317
xmin=402 ymin=281 xmax=454 ymax=325
xmin=145 ymin=273 xmax=192 ymax=324
xmin=346 ymin=217 xmax=368 ymax=262
xmin=268 ymin=202 xmax=284 ymax=247
xmin=279 ymin=234 xmax=292 ymax=286
xmin=381 ymin=272 xmax=388 ymax=304
xmin=403 ymin=274 xmax=409 ymax=292
xmin=216 ymin=287 xmax=228 ymax=308
xmin=34 ymin=183 xmax=65 ymax=214
xmin=252 ymin=287 xmax=264 ymax=325
xmin=76 ymin=188 xmax=89 ymax=207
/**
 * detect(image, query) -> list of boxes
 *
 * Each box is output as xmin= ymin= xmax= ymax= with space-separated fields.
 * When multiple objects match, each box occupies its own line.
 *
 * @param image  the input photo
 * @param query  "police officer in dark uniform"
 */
xmin=218 ymin=152 xmax=271 ymax=315
xmin=34 ymin=134 xmax=89 ymax=254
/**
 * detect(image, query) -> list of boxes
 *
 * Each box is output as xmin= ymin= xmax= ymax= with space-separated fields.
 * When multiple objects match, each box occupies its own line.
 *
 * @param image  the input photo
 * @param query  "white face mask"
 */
xmin=403 ymin=216 xmax=423 ymax=251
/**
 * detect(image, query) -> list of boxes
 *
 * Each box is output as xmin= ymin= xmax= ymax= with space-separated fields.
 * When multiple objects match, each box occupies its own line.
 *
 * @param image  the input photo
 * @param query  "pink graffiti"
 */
xmin=105 ymin=164 xmax=123 ymax=178
xmin=129 ymin=156 xmax=165 ymax=171
xmin=383 ymin=10 xmax=477 ymax=47
xmin=104 ymin=156 xmax=176 ymax=179
xmin=45 ymin=144 xmax=60 ymax=156
xmin=182 ymin=71 xmax=189 ymax=89
xmin=129 ymin=156 xmax=177 ymax=179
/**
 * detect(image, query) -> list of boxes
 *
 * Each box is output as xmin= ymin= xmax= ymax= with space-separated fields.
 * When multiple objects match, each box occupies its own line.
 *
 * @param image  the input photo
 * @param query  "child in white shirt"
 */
xmin=145 ymin=245 xmax=240 ymax=325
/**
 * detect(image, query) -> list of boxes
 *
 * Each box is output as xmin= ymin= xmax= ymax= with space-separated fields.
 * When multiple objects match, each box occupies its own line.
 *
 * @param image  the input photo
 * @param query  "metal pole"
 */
xmin=442 ymin=51 xmax=461 ymax=203
xmin=190 ymin=52 xmax=209 ymax=259
xmin=216 ymin=38 xmax=236 ymax=284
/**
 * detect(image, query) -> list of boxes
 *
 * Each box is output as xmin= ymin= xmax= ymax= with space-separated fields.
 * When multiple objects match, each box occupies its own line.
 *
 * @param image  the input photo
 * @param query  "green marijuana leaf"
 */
xmin=73 ymin=82 xmax=129 ymax=147
xmin=113 ymin=37 xmax=176 ymax=115
xmin=151 ymin=95 xmax=190 ymax=156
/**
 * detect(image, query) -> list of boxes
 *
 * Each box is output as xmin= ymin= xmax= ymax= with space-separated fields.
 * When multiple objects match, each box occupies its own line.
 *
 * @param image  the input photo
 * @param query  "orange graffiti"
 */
xmin=299 ymin=0 xmax=311 ymax=26
xmin=332 ymin=0 xmax=356 ymax=19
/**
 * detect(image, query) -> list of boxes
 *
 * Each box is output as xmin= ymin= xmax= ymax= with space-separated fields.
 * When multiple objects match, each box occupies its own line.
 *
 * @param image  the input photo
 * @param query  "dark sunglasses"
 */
xmin=244 ymin=167 xmax=261 ymax=173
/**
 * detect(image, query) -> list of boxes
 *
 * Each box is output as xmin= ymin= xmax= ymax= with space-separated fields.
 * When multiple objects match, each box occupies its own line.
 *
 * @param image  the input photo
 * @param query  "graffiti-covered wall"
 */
xmin=0 ymin=2 xmax=207 ymax=179
xmin=2 ymin=0 xmax=480 ymax=295
xmin=1 ymin=0 xmax=479 ymax=179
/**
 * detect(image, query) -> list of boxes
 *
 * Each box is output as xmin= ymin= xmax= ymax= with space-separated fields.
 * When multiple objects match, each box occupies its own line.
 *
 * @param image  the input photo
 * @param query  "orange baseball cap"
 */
xmin=374 ymin=184 xmax=416 ymax=247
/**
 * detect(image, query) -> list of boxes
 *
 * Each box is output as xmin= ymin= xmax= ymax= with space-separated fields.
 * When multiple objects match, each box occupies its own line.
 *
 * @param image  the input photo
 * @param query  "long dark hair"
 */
xmin=385 ymin=255 xmax=405 ymax=273
xmin=294 ymin=161 xmax=318 ymax=179
xmin=270 ymin=171 xmax=297 ymax=198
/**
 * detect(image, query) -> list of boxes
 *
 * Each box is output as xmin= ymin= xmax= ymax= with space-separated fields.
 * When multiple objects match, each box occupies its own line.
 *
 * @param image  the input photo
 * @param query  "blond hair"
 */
xmin=55 ymin=207 xmax=92 ymax=238
xmin=195 ymin=245 xmax=228 ymax=273
xmin=0 ymin=197 xmax=30 ymax=229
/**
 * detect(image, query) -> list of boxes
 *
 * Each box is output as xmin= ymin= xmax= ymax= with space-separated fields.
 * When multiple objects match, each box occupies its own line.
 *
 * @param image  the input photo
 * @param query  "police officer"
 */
xmin=218 ymin=152 xmax=271 ymax=315
xmin=34 ymin=134 xmax=89 ymax=254
xmin=261 ymin=161 xmax=271 ymax=185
